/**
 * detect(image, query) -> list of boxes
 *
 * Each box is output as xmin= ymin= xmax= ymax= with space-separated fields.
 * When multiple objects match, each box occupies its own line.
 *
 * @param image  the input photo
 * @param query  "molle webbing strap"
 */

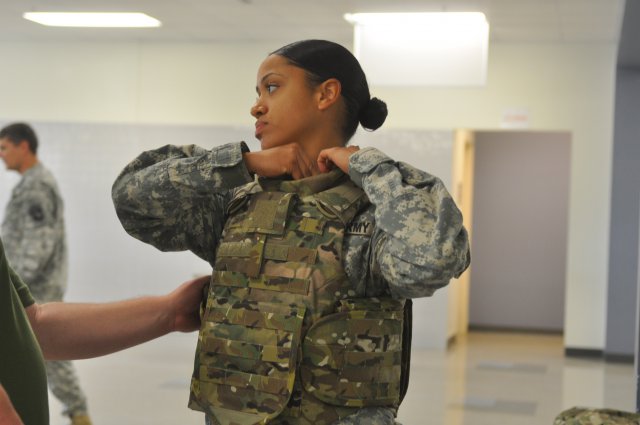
xmin=205 ymin=305 xmax=303 ymax=333
xmin=198 ymin=366 xmax=289 ymax=395
xmin=215 ymin=235 xmax=265 ymax=278
xmin=217 ymin=241 xmax=317 ymax=264
xmin=212 ymin=270 xmax=310 ymax=295
xmin=202 ymin=337 xmax=292 ymax=363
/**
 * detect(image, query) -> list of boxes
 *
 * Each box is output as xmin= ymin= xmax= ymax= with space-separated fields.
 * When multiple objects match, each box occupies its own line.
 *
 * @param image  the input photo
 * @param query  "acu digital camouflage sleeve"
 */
xmin=347 ymin=147 xmax=470 ymax=299
xmin=1 ymin=165 xmax=66 ymax=298
xmin=2 ymin=185 xmax=57 ymax=285
xmin=111 ymin=142 xmax=254 ymax=265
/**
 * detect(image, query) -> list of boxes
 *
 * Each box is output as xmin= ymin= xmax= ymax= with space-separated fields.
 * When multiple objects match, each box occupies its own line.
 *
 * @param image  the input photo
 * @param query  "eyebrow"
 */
xmin=255 ymin=72 xmax=284 ymax=94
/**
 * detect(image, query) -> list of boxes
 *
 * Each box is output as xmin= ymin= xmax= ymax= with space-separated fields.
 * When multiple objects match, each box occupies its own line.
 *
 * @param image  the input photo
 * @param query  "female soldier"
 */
xmin=112 ymin=39 xmax=470 ymax=425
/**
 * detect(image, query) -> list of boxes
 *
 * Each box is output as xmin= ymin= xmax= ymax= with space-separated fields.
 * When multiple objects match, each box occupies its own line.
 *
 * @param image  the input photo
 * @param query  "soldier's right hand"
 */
xmin=243 ymin=143 xmax=319 ymax=179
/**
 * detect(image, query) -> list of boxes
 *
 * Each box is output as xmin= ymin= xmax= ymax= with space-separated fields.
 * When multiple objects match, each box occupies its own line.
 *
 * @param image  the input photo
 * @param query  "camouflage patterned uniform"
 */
xmin=554 ymin=407 xmax=640 ymax=424
xmin=112 ymin=142 xmax=470 ymax=425
xmin=1 ymin=162 xmax=89 ymax=419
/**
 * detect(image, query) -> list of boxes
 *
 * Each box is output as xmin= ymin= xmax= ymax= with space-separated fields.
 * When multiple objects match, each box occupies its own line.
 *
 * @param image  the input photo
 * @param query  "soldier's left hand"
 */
xmin=166 ymin=275 xmax=210 ymax=332
xmin=317 ymin=146 xmax=360 ymax=174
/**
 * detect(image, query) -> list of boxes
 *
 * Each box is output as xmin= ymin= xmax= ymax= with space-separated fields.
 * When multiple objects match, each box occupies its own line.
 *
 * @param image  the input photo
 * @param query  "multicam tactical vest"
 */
xmin=189 ymin=170 xmax=411 ymax=425
xmin=554 ymin=407 xmax=640 ymax=425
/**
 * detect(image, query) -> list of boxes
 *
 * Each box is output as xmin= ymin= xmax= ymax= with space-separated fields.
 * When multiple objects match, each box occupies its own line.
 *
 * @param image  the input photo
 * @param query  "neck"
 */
xmin=18 ymin=156 xmax=38 ymax=175
xmin=301 ymin=133 xmax=344 ymax=168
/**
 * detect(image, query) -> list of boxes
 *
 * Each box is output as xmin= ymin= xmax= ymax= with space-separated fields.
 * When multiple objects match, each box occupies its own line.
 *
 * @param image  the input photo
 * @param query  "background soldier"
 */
xmin=0 ymin=122 xmax=93 ymax=425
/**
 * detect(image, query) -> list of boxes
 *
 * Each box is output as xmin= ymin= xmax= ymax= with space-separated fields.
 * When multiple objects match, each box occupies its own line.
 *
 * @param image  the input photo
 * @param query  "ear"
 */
xmin=316 ymin=78 xmax=342 ymax=111
xmin=18 ymin=140 xmax=30 ymax=153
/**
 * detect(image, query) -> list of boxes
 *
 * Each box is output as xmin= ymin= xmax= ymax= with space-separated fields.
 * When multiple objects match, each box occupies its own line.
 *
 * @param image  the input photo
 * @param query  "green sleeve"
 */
xmin=8 ymin=264 xmax=35 ymax=308
xmin=0 ymin=237 xmax=49 ymax=425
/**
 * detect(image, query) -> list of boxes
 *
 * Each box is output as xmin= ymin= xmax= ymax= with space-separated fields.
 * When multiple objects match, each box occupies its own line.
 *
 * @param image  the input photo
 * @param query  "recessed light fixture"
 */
xmin=344 ymin=12 xmax=489 ymax=86
xmin=23 ymin=12 xmax=161 ymax=28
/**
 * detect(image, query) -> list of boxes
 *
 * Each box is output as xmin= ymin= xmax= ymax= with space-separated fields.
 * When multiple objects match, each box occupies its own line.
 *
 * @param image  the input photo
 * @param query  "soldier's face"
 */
xmin=250 ymin=54 xmax=321 ymax=151
xmin=0 ymin=138 xmax=26 ymax=171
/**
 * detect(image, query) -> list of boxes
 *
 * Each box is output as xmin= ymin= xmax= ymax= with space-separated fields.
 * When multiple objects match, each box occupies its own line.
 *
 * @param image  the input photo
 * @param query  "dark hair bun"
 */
xmin=359 ymin=97 xmax=388 ymax=131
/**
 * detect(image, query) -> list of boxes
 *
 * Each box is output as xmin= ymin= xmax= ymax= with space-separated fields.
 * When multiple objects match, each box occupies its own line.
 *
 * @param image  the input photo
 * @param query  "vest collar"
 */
xmin=258 ymin=169 xmax=348 ymax=197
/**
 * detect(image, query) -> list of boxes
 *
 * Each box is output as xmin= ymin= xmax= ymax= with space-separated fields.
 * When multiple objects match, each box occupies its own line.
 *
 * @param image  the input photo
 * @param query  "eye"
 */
xmin=266 ymin=83 xmax=278 ymax=94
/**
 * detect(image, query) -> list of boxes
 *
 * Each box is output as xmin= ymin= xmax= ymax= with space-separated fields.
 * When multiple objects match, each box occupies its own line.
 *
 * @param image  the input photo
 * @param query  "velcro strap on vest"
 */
xmin=264 ymin=244 xmax=317 ymax=264
xmin=232 ymin=191 xmax=296 ymax=235
xmin=299 ymin=216 xmax=324 ymax=234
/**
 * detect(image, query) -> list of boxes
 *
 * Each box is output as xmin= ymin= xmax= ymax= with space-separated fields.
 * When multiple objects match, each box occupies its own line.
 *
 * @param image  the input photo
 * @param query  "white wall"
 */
xmin=0 ymin=39 xmax=617 ymax=351
xmin=0 ymin=41 xmax=270 ymax=126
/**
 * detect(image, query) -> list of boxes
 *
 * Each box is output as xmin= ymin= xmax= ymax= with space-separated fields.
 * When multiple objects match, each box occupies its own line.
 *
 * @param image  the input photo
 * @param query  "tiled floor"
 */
xmin=48 ymin=331 xmax=635 ymax=425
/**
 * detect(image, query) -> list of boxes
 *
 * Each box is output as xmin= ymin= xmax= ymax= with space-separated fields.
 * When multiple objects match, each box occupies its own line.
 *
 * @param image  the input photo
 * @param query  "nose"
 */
xmin=251 ymin=101 xmax=266 ymax=118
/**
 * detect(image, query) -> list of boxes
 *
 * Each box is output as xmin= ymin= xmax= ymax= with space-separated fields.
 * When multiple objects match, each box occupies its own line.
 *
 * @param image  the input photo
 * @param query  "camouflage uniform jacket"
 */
xmin=1 ymin=162 xmax=67 ymax=302
xmin=112 ymin=142 xmax=471 ymax=424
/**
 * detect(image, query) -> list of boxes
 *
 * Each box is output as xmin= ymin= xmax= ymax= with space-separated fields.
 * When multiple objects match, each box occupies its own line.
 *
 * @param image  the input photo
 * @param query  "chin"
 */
xmin=259 ymin=138 xmax=281 ymax=151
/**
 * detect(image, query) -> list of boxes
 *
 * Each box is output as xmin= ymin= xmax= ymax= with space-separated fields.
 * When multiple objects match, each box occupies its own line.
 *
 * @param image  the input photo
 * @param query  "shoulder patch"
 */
xmin=345 ymin=220 xmax=373 ymax=236
xmin=29 ymin=204 xmax=45 ymax=222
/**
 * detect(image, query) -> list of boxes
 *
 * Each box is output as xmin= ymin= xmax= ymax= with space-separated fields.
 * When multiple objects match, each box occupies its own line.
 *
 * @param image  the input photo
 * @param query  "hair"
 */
xmin=0 ymin=122 xmax=38 ymax=154
xmin=271 ymin=39 xmax=387 ymax=142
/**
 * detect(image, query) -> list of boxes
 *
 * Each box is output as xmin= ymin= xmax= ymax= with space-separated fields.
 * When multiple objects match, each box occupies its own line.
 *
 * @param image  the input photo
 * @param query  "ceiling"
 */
xmin=0 ymin=0 xmax=626 ymax=45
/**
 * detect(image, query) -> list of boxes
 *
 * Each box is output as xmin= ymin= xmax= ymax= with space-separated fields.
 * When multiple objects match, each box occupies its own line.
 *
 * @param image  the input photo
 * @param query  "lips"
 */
xmin=254 ymin=121 xmax=266 ymax=139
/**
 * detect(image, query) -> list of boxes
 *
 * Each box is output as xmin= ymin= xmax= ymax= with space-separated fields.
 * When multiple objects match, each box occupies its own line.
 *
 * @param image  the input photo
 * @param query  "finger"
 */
xmin=292 ymin=150 xmax=315 ymax=179
xmin=317 ymin=149 xmax=334 ymax=173
xmin=302 ymin=151 xmax=320 ymax=177
xmin=318 ymin=158 xmax=332 ymax=173
xmin=290 ymin=161 xmax=303 ymax=180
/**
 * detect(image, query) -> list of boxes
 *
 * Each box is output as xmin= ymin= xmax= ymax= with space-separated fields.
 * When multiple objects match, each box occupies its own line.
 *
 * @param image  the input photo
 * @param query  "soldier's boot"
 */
xmin=70 ymin=413 xmax=93 ymax=425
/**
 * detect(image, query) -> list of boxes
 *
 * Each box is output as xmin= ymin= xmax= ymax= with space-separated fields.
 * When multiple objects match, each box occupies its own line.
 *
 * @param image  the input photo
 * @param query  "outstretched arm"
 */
xmin=25 ymin=275 xmax=209 ymax=360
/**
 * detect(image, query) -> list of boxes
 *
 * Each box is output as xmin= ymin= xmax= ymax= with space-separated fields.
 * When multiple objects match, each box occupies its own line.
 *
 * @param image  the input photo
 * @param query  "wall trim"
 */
xmin=604 ymin=353 xmax=634 ymax=364
xmin=469 ymin=325 xmax=562 ymax=335
xmin=565 ymin=347 xmax=604 ymax=359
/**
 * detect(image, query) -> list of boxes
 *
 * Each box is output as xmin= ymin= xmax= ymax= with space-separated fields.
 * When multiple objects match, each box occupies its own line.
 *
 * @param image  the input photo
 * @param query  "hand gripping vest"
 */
xmin=189 ymin=170 xmax=411 ymax=425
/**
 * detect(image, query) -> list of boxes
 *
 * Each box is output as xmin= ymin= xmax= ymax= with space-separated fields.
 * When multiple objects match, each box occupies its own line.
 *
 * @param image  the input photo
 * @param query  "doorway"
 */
xmin=468 ymin=131 xmax=571 ymax=332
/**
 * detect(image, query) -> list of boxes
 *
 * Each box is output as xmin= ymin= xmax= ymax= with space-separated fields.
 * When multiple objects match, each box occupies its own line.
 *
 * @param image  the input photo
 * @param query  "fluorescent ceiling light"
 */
xmin=23 ymin=12 xmax=161 ymax=28
xmin=344 ymin=12 xmax=489 ymax=86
